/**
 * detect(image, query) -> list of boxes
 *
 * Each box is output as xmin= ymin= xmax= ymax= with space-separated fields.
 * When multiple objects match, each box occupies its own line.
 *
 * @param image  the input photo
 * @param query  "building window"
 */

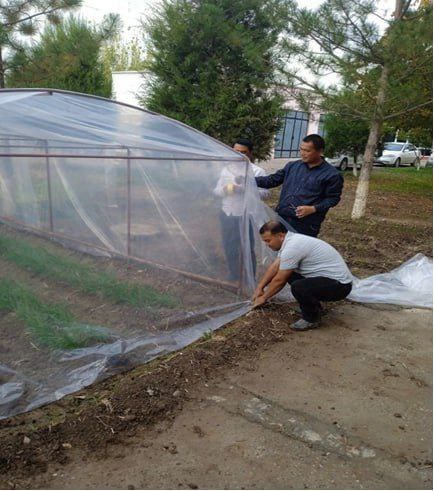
xmin=318 ymin=114 xmax=326 ymax=138
xmin=274 ymin=110 xmax=310 ymax=159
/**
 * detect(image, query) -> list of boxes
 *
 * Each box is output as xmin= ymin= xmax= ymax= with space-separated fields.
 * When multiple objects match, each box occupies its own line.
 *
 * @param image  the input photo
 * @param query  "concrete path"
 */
xmin=33 ymin=303 xmax=433 ymax=489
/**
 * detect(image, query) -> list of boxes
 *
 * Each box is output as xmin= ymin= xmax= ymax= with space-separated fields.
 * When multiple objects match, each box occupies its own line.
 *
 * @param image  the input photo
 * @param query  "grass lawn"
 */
xmin=347 ymin=167 xmax=432 ymax=198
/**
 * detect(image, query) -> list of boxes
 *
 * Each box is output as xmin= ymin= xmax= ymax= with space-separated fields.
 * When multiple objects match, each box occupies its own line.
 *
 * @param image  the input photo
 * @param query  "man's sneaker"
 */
xmin=290 ymin=318 xmax=320 ymax=331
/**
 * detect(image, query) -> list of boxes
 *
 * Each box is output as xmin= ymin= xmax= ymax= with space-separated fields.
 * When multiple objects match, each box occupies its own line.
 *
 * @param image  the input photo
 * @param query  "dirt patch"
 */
xmin=0 ymin=302 xmax=298 ymax=486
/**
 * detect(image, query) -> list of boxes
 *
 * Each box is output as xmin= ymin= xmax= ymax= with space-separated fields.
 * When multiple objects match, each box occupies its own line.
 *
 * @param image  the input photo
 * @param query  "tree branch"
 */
xmin=384 ymin=100 xmax=433 ymax=121
xmin=3 ymin=4 xmax=78 ymax=27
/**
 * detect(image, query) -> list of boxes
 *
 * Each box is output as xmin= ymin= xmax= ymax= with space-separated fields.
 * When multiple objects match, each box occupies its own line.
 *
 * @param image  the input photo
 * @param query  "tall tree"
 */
xmin=0 ymin=0 xmax=82 ymax=88
xmin=101 ymin=34 xmax=147 ymax=72
xmin=282 ymin=0 xmax=432 ymax=219
xmin=323 ymin=103 xmax=370 ymax=177
xmin=142 ymin=0 xmax=289 ymax=160
xmin=7 ymin=14 xmax=120 ymax=97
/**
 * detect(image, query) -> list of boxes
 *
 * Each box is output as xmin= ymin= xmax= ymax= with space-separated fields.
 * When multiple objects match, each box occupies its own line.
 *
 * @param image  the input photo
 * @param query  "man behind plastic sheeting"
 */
xmin=214 ymin=138 xmax=270 ymax=282
xmin=252 ymin=220 xmax=353 ymax=331
xmin=255 ymin=134 xmax=343 ymax=237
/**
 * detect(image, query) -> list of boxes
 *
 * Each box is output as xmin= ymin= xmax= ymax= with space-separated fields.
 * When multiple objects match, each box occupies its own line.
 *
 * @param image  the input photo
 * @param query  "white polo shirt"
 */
xmin=279 ymin=232 xmax=353 ymax=284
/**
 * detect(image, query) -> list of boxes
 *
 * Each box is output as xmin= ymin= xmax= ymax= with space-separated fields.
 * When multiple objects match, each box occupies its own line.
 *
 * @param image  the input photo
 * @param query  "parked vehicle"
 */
xmin=426 ymin=153 xmax=433 ymax=168
xmin=375 ymin=142 xmax=420 ymax=167
xmin=417 ymin=147 xmax=432 ymax=157
xmin=416 ymin=147 xmax=432 ymax=167
xmin=327 ymin=153 xmax=361 ymax=171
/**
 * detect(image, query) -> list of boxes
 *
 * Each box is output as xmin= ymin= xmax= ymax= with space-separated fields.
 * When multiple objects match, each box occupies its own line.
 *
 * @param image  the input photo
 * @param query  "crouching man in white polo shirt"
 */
xmin=252 ymin=220 xmax=353 ymax=331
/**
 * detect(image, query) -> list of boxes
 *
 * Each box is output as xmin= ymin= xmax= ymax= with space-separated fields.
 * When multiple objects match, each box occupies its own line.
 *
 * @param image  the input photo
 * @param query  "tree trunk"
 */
xmin=351 ymin=114 xmax=383 ymax=218
xmin=0 ymin=46 xmax=5 ymax=88
xmin=351 ymin=0 xmax=404 ymax=220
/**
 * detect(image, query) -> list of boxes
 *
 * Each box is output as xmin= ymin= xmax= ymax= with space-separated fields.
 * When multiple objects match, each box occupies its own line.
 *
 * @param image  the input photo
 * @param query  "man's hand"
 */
xmin=252 ymin=295 xmax=267 ymax=309
xmin=295 ymin=205 xmax=316 ymax=218
xmin=251 ymin=287 xmax=264 ymax=303
xmin=224 ymin=183 xmax=244 ymax=195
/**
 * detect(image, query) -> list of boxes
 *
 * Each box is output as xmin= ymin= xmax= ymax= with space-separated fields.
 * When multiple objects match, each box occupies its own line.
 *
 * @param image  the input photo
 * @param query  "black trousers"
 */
xmin=219 ymin=211 xmax=256 ymax=281
xmin=287 ymin=218 xmax=320 ymax=238
xmin=288 ymin=272 xmax=352 ymax=322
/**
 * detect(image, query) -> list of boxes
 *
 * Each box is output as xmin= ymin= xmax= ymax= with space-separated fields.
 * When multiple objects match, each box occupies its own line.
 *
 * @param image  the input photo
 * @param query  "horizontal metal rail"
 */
xmin=0 ymin=152 xmax=243 ymax=161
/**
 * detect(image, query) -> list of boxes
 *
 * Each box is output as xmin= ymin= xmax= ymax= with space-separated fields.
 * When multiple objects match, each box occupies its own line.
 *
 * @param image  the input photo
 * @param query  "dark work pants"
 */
xmin=219 ymin=211 xmax=256 ymax=281
xmin=287 ymin=218 xmax=320 ymax=238
xmin=288 ymin=272 xmax=352 ymax=322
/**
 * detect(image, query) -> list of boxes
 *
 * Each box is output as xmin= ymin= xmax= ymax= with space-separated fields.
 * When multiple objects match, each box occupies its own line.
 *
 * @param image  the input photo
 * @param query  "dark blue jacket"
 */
xmin=255 ymin=159 xmax=343 ymax=232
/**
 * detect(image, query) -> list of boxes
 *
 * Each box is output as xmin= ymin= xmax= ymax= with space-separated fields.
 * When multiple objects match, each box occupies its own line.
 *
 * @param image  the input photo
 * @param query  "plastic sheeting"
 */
xmin=349 ymin=254 xmax=433 ymax=308
xmin=0 ymin=89 xmax=431 ymax=420
xmin=0 ymin=89 xmax=272 ymax=419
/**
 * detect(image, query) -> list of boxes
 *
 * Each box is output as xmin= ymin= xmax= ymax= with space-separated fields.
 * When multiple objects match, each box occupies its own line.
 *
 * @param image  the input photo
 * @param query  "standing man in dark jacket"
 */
xmin=255 ymin=134 xmax=343 ymax=237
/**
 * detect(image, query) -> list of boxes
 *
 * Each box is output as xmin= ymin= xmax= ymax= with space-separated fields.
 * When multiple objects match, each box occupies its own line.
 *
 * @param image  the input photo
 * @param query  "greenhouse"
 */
xmin=0 ymin=89 xmax=273 ymax=418
xmin=0 ymin=89 xmax=431 ymax=419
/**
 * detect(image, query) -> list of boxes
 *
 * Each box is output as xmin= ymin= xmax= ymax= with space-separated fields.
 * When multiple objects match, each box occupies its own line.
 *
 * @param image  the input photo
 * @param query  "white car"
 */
xmin=327 ymin=154 xmax=361 ymax=171
xmin=375 ymin=142 xmax=420 ymax=167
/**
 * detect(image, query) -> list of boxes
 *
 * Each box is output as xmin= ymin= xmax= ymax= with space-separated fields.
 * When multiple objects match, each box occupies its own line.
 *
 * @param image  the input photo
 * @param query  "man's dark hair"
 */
xmin=302 ymin=134 xmax=325 ymax=151
xmin=259 ymin=220 xmax=287 ymax=235
xmin=235 ymin=137 xmax=254 ymax=151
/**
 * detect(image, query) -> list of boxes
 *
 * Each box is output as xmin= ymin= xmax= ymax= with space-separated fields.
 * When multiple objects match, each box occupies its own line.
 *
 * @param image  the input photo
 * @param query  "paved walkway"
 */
xmin=34 ymin=303 xmax=432 ymax=489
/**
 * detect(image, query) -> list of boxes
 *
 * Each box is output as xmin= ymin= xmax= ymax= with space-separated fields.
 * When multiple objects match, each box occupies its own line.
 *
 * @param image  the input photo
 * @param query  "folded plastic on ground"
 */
xmin=349 ymin=253 xmax=432 ymax=308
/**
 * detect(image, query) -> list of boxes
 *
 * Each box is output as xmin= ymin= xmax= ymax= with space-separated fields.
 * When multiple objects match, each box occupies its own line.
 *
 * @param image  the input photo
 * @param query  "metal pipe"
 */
xmin=0 ymin=152 xmax=243 ymax=162
xmin=44 ymin=140 xmax=54 ymax=232
xmin=126 ymin=148 xmax=132 ymax=257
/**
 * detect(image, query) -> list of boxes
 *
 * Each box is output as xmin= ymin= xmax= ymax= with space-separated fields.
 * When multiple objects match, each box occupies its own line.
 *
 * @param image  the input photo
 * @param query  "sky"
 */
xmin=78 ymin=0 xmax=398 ymax=39
xmin=76 ymin=0 xmax=400 ymax=91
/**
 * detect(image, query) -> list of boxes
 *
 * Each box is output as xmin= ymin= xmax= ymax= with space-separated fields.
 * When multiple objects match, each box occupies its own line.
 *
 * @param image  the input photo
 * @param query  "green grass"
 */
xmin=0 ymin=279 xmax=112 ymax=349
xmin=0 ymin=234 xmax=178 ymax=310
xmin=345 ymin=167 xmax=433 ymax=198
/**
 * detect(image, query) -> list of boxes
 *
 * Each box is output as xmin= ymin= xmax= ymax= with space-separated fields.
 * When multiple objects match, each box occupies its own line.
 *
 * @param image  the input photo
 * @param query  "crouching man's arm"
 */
xmin=252 ymin=260 xmax=293 ymax=308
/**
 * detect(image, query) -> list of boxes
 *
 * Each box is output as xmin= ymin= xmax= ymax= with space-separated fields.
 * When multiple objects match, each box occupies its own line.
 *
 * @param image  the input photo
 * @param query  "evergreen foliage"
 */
xmin=0 ymin=0 xmax=82 ymax=87
xmin=284 ymin=0 xmax=432 ymax=135
xmin=101 ymin=35 xmax=147 ymax=72
xmin=142 ymin=0 xmax=289 ymax=160
xmin=7 ymin=15 xmax=119 ymax=97
xmin=282 ymin=0 xmax=432 ymax=218
xmin=323 ymin=109 xmax=369 ymax=162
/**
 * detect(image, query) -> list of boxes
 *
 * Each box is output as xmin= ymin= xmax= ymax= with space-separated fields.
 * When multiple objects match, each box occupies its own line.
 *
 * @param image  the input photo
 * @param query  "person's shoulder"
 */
xmin=288 ymin=159 xmax=304 ymax=167
xmin=284 ymin=231 xmax=312 ymax=247
xmin=321 ymin=160 xmax=342 ymax=177
xmin=282 ymin=159 xmax=303 ymax=173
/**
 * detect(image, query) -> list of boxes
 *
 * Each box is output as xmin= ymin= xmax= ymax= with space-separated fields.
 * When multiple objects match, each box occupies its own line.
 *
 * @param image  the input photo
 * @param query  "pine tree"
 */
xmin=323 ymin=104 xmax=370 ymax=177
xmin=7 ymin=14 xmax=120 ymax=97
xmin=282 ymin=0 xmax=432 ymax=218
xmin=141 ymin=0 xmax=289 ymax=160
xmin=0 ymin=0 xmax=82 ymax=88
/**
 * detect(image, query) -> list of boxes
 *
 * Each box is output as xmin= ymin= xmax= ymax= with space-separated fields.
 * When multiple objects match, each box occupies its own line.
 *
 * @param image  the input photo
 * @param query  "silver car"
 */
xmin=375 ymin=142 xmax=420 ymax=167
